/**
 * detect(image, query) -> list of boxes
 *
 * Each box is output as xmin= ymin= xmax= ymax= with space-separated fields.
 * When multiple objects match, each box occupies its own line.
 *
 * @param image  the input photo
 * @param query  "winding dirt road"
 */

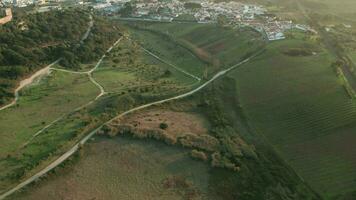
xmin=0 ymin=50 xmax=261 ymax=200
xmin=21 ymin=37 xmax=123 ymax=147
xmin=0 ymin=14 xmax=94 ymax=112
xmin=0 ymin=59 xmax=61 ymax=112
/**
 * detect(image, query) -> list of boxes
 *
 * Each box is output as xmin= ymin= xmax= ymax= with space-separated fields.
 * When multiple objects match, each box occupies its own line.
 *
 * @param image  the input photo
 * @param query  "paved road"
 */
xmin=0 ymin=50 xmax=261 ymax=200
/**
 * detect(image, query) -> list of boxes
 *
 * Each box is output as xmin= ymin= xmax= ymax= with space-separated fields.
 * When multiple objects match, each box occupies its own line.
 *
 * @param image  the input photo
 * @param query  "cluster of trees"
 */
xmin=0 ymin=9 xmax=90 ymax=105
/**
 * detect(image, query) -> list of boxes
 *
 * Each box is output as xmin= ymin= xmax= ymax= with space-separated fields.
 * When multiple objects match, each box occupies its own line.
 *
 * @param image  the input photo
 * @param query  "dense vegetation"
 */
xmin=59 ymin=17 xmax=122 ymax=69
xmin=0 ymin=9 xmax=89 ymax=105
xmin=0 ymin=9 xmax=122 ymax=106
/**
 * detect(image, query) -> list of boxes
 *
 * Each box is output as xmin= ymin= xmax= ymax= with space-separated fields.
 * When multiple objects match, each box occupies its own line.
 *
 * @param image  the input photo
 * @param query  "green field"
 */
xmin=0 ymin=24 xmax=224 ymax=194
xmin=151 ymin=23 xmax=264 ymax=67
xmin=0 ymin=91 xmax=149 ymax=193
xmin=233 ymin=36 xmax=356 ymax=198
xmin=93 ymin=38 xmax=197 ymax=95
xmin=11 ymin=136 xmax=216 ymax=200
xmin=122 ymin=21 xmax=264 ymax=78
xmin=124 ymin=23 xmax=207 ymax=79
xmin=0 ymin=71 xmax=98 ymax=158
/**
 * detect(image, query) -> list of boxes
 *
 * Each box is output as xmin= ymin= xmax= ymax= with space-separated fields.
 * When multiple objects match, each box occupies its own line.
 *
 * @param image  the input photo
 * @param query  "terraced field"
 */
xmin=232 ymin=36 xmax=356 ymax=198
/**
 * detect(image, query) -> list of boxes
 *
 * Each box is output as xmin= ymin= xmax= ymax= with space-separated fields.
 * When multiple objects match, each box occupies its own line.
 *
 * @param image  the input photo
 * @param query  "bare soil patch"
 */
xmin=120 ymin=109 xmax=210 ymax=137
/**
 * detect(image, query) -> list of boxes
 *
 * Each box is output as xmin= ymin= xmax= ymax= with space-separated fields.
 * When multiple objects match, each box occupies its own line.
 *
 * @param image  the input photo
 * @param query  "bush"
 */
xmin=178 ymin=133 xmax=219 ymax=151
xmin=191 ymin=149 xmax=208 ymax=161
xmin=159 ymin=122 xmax=168 ymax=130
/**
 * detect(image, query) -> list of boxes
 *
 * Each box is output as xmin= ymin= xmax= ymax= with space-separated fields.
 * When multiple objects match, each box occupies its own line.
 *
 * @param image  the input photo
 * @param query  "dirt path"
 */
xmin=141 ymin=46 xmax=202 ymax=81
xmin=0 ymin=49 xmax=262 ymax=200
xmin=51 ymin=37 xmax=123 ymax=99
xmin=0 ymin=14 xmax=94 ymax=112
xmin=0 ymin=59 xmax=61 ymax=112
xmin=20 ymin=37 xmax=123 ymax=148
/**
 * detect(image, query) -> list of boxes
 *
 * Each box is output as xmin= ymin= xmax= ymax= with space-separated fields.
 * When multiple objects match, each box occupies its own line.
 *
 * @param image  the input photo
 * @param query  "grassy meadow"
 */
xmin=232 ymin=33 xmax=356 ymax=198
xmin=93 ymin=37 xmax=197 ymax=96
xmin=0 ymin=71 xmax=98 ymax=158
xmin=121 ymin=21 xmax=264 ymax=78
xmin=10 ymin=137 xmax=215 ymax=200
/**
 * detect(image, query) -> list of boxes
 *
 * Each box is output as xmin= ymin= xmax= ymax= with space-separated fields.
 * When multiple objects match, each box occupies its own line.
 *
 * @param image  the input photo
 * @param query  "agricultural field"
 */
xmin=232 ymin=33 xmax=356 ymax=198
xmin=10 ymin=137 xmax=214 ymax=200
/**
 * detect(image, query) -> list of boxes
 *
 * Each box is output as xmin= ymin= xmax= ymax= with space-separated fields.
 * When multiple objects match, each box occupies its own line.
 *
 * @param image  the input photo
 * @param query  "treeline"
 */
xmin=0 ymin=9 xmax=90 ymax=105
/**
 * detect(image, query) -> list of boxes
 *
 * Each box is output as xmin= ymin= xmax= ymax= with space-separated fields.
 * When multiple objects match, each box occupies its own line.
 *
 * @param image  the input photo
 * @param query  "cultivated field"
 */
xmin=232 ymin=33 xmax=356 ymax=198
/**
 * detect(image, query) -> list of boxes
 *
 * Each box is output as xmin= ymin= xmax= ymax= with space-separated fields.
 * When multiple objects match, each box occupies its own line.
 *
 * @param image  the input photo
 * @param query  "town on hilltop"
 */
xmin=95 ymin=0 xmax=316 ymax=41
xmin=0 ymin=0 xmax=316 ymax=40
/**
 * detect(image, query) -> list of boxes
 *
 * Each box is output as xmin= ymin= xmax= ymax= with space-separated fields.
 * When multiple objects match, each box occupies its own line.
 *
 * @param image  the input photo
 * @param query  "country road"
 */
xmin=0 ymin=49 xmax=262 ymax=200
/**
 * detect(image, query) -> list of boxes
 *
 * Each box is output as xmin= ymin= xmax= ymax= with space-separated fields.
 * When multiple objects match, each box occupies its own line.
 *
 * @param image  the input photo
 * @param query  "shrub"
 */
xmin=191 ymin=149 xmax=208 ymax=161
xmin=178 ymin=133 xmax=219 ymax=151
xmin=211 ymin=152 xmax=240 ymax=172
xmin=159 ymin=122 xmax=168 ymax=130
